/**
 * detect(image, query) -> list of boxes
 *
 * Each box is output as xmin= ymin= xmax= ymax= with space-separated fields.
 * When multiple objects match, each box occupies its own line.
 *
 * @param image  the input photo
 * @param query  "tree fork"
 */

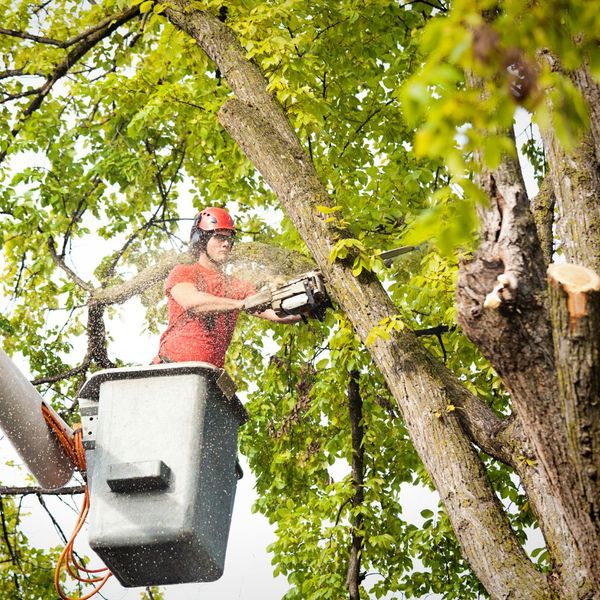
xmin=457 ymin=136 xmax=600 ymax=594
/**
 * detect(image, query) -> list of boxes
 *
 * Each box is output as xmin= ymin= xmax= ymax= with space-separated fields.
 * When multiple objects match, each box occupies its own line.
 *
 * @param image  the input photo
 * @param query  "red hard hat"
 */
xmin=194 ymin=207 xmax=236 ymax=232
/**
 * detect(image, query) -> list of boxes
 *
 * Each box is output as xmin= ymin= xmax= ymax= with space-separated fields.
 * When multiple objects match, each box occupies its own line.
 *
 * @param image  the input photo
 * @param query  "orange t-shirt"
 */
xmin=156 ymin=263 xmax=255 ymax=368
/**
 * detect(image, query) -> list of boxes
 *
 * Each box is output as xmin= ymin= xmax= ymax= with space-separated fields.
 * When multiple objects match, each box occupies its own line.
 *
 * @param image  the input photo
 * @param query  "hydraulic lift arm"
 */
xmin=0 ymin=348 xmax=75 ymax=488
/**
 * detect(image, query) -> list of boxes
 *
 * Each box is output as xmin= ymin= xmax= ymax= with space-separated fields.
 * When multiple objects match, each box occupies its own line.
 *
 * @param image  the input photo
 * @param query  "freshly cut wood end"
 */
xmin=548 ymin=263 xmax=600 ymax=323
xmin=547 ymin=263 xmax=600 ymax=293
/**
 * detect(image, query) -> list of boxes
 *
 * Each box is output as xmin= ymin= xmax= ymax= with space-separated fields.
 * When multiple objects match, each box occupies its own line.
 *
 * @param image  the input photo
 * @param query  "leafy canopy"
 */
xmin=0 ymin=0 xmax=589 ymax=597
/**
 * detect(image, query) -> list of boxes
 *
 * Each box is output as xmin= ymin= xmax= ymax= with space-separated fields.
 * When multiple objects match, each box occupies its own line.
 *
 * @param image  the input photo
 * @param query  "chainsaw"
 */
xmin=242 ymin=246 xmax=417 ymax=321
xmin=243 ymin=270 xmax=331 ymax=321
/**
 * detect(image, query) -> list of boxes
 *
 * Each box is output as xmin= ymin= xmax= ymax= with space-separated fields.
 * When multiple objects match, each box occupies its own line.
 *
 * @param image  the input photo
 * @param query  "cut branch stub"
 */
xmin=547 ymin=262 xmax=600 ymax=563
xmin=548 ymin=263 xmax=600 ymax=330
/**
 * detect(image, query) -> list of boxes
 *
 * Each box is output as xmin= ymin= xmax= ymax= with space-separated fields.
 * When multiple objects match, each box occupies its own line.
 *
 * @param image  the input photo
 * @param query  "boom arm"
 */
xmin=0 ymin=348 xmax=75 ymax=488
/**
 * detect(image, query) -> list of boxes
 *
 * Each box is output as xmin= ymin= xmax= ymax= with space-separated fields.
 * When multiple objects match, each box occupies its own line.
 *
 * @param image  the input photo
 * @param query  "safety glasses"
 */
xmin=212 ymin=232 xmax=235 ymax=245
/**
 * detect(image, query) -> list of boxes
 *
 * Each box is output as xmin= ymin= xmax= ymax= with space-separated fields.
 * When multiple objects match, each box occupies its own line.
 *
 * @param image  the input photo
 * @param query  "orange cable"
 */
xmin=42 ymin=406 xmax=113 ymax=599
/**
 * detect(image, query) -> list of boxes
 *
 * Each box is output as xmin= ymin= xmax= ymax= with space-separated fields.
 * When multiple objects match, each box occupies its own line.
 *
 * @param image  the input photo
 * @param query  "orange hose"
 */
xmin=42 ymin=405 xmax=112 ymax=599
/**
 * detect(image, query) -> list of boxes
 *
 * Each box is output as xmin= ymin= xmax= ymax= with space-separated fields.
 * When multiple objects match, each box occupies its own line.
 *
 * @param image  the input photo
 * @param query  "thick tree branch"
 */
xmin=86 ymin=304 xmax=114 ymax=369
xmin=90 ymin=242 xmax=315 ymax=308
xmin=162 ymin=6 xmax=550 ymax=596
xmin=164 ymin=1 xmax=301 ymax=153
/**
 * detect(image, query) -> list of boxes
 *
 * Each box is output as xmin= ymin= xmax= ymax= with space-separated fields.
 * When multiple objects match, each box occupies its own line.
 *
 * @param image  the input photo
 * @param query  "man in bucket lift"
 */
xmin=153 ymin=207 xmax=301 ymax=367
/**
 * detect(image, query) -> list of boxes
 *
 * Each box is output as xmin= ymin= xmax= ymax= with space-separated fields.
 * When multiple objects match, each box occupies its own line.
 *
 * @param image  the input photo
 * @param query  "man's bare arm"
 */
xmin=170 ymin=282 xmax=244 ymax=313
xmin=172 ymin=283 xmax=301 ymax=323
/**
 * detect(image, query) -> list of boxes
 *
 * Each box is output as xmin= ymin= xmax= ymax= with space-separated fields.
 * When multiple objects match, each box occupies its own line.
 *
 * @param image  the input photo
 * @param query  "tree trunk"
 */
xmin=548 ymin=264 xmax=600 ymax=567
xmin=456 ymin=137 xmax=600 ymax=597
xmin=540 ymin=63 xmax=600 ymax=272
xmin=163 ymin=5 xmax=551 ymax=598
xmin=162 ymin=3 xmax=600 ymax=598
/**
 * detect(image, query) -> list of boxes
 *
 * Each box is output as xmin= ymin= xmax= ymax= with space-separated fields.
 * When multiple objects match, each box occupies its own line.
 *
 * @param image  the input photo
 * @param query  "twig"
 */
xmin=0 ymin=496 xmax=21 ymax=570
xmin=0 ymin=27 xmax=62 ymax=46
xmin=0 ymin=69 xmax=43 ymax=82
xmin=102 ymin=212 xmax=164 ymax=281
xmin=413 ymin=325 xmax=454 ymax=363
xmin=338 ymin=98 xmax=395 ymax=161
xmin=47 ymin=236 xmax=94 ymax=292
xmin=36 ymin=491 xmax=94 ymax=577
xmin=414 ymin=324 xmax=455 ymax=337
xmin=61 ymin=193 xmax=92 ymax=256
xmin=0 ymin=486 xmax=85 ymax=496
xmin=399 ymin=0 xmax=448 ymax=11
xmin=36 ymin=493 xmax=69 ymax=545
xmin=0 ymin=6 xmax=140 ymax=49
xmin=31 ymin=361 xmax=89 ymax=386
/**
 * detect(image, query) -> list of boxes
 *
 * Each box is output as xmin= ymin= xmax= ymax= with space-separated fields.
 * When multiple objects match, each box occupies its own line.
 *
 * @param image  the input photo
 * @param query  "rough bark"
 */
xmin=548 ymin=264 xmax=600 ymax=561
xmin=539 ymin=63 xmax=600 ymax=272
xmin=86 ymin=304 xmax=114 ymax=369
xmin=456 ymin=140 xmax=600 ymax=596
xmin=529 ymin=176 xmax=555 ymax=266
xmin=572 ymin=66 xmax=600 ymax=164
xmin=163 ymin=4 xmax=552 ymax=598
xmin=544 ymin=130 xmax=600 ymax=271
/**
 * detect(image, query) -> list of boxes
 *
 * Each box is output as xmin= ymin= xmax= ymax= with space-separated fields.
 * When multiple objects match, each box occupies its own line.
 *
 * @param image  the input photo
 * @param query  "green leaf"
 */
xmin=139 ymin=0 xmax=154 ymax=14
